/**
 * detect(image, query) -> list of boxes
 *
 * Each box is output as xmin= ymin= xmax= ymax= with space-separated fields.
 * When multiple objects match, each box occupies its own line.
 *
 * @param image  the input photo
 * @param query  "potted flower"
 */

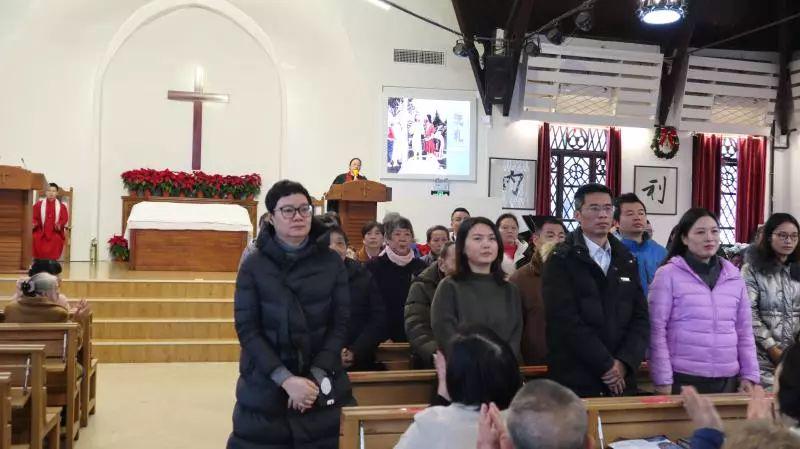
xmin=107 ymin=235 xmax=130 ymax=262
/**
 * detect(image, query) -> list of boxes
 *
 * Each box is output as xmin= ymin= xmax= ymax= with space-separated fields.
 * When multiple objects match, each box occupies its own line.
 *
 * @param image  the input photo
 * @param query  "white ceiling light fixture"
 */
xmin=637 ymin=0 xmax=687 ymax=25
xmin=365 ymin=0 xmax=391 ymax=11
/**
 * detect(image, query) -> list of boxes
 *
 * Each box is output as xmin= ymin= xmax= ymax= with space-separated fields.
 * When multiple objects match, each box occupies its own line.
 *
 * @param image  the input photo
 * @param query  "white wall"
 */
xmin=0 ymin=0 xmax=792 ymax=259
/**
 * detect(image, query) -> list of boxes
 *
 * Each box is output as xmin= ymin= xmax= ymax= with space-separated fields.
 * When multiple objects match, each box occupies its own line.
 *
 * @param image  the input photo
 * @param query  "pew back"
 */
xmin=339 ymin=393 xmax=751 ymax=449
xmin=585 ymin=394 xmax=750 ymax=447
xmin=348 ymin=366 xmax=547 ymax=406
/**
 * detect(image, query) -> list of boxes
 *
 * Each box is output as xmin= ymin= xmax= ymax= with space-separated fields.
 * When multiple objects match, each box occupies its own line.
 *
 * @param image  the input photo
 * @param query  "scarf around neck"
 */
xmin=382 ymin=245 xmax=414 ymax=266
xmin=40 ymin=198 xmax=61 ymax=226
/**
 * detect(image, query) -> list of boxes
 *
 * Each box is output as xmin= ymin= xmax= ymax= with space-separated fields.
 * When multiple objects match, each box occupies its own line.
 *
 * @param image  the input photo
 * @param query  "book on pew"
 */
xmin=608 ymin=436 xmax=682 ymax=449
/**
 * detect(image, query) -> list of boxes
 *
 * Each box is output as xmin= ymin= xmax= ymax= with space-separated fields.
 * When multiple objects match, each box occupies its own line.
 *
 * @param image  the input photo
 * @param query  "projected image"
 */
xmin=385 ymin=96 xmax=472 ymax=179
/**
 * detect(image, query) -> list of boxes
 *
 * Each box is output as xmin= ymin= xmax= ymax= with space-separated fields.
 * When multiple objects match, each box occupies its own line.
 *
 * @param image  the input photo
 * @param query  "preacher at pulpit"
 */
xmin=32 ymin=183 xmax=69 ymax=260
xmin=328 ymin=157 xmax=367 ymax=212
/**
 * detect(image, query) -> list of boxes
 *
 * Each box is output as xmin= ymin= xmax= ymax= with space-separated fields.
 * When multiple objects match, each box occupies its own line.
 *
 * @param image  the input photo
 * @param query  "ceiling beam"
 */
xmin=774 ymin=0 xmax=793 ymax=135
xmin=451 ymin=0 xmax=492 ymax=115
xmin=656 ymin=1 xmax=700 ymax=126
xmin=501 ymin=0 xmax=536 ymax=116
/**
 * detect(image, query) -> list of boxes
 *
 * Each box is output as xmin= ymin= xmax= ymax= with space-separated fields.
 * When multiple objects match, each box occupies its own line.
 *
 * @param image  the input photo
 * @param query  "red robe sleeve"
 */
xmin=32 ymin=201 xmax=42 ymax=231
xmin=58 ymin=202 xmax=69 ymax=230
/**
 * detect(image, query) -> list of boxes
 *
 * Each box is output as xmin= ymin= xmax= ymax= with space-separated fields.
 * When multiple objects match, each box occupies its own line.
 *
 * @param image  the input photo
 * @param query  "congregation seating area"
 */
xmin=0 ymin=312 xmax=98 ymax=449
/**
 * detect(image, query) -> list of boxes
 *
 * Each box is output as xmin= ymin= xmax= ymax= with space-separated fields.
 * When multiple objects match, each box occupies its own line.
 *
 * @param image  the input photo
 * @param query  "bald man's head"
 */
xmin=507 ymin=380 xmax=591 ymax=449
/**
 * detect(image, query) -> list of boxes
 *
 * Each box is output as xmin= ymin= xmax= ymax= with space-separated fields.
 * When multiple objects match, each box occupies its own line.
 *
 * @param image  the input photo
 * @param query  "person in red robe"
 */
xmin=423 ymin=115 xmax=437 ymax=155
xmin=32 ymin=183 xmax=69 ymax=260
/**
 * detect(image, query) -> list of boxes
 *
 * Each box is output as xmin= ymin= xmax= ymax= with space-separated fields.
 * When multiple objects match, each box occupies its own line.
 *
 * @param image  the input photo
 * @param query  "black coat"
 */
xmin=344 ymin=258 xmax=386 ymax=370
xmin=227 ymin=221 xmax=353 ymax=449
xmin=366 ymin=254 xmax=427 ymax=342
xmin=542 ymin=229 xmax=650 ymax=398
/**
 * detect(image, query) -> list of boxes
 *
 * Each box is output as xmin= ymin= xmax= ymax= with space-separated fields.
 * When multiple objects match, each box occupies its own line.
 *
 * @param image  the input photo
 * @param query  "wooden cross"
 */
xmin=0 ymin=170 xmax=10 ymax=186
xmin=167 ymin=67 xmax=229 ymax=170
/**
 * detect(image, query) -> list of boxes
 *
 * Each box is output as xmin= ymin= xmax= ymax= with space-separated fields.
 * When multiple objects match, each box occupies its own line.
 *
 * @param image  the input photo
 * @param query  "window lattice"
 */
xmin=549 ymin=125 xmax=609 ymax=231
xmin=719 ymin=137 xmax=739 ymax=245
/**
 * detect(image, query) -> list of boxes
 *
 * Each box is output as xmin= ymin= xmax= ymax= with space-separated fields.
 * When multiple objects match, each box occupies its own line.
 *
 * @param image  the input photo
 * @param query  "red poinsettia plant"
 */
xmin=107 ymin=235 xmax=130 ymax=261
xmin=121 ymin=169 xmax=262 ymax=199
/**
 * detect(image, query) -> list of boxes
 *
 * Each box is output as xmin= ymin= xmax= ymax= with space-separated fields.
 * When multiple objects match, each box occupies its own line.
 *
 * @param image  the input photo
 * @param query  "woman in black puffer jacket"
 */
xmin=227 ymin=180 xmax=353 ymax=449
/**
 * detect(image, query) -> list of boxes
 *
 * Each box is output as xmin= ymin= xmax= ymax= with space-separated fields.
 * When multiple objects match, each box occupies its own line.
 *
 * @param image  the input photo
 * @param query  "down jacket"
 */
xmin=741 ymin=261 xmax=800 ymax=388
xmin=648 ymin=256 xmax=760 ymax=387
xmin=404 ymin=263 xmax=445 ymax=368
xmin=541 ymin=229 xmax=650 ymax=397
xmin=227 ymin=220 xmax=353 ymax=449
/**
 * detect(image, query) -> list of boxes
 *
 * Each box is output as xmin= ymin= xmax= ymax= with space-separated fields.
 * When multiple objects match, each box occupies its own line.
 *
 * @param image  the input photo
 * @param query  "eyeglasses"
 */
xmin=773 ymin=232 xmax=800 ymax=243
xmin=277 ymin=204 xmax=313 ymax=219
xmin=583 ymin=205 xmax=614 ymax=215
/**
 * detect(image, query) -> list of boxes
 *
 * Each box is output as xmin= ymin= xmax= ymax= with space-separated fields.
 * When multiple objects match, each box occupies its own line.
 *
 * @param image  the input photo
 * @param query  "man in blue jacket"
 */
xmin=613 ymin=193 xmax=667 ymax=297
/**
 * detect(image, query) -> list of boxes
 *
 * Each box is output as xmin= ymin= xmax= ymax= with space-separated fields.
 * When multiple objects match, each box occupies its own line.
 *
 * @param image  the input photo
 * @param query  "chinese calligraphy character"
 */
xmin=502 ymin=170 xmax=524 ymax=196
xmin=641 ymin=176 xmax=667 ymax=204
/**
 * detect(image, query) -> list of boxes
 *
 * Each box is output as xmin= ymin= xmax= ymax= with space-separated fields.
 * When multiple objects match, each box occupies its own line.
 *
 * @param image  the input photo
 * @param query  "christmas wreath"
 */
xmin=651 ymin=126 xmax=679 ymax=159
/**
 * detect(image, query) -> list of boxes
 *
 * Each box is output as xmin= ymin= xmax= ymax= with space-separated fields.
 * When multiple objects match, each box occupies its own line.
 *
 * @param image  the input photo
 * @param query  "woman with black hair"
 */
xmin=742 ymin=213 xmax=800 ymax=389
xmin=431 ymin=217 xmax=523 ymax=362
xmin=228 ymin=180 xmax=352 ymax=449
xmin=328 ymin=226 xmax=386 ymax=371
xmin=327 ymin=158 xmax=367 ymax=213
xmin=394 ymin=326 xmax=523 ymax=449
xmin=649 ymin=208 xmax=759 ymax=395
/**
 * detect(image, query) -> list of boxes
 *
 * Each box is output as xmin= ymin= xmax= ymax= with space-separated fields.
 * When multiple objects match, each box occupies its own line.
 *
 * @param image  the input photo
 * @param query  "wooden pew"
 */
xmin=585 ymin=394 xmax=750 ymax=447
xmin=71 ymin=310 xmax=97 ymax=427
xmin=0 ymin=324 xmax=80 ymax=449
xmin=348 ymin=366 xmax=547 ymax=406
xmin=0 ymin=345 xmax=60 ymax=449
xmin=339 ymin=393 xmax=751 ymax=449
xmin=374 ymin=343 xmax=411 ymax=370
xmin=0 ymin=373 xmax=10 ymax=449
xmin=349 ymin=364 xmax=652 ymax=406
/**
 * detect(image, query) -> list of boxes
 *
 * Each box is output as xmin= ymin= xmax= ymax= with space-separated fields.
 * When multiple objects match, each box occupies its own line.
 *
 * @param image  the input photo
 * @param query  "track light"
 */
xmin=545 ymin=26 xmax=564 ymax=45
xmin=452 ymin=40 xmax=470 ymax=57
xmin=637 ymin=0 xmax=687 ymax=25
xmin=574 ymin=10 xmax=593 ymax=32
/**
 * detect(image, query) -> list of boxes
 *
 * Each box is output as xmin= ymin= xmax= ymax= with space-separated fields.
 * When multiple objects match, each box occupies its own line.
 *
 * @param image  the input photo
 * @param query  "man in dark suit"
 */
xmin=542 ymin=183 xmax=650 ymax=397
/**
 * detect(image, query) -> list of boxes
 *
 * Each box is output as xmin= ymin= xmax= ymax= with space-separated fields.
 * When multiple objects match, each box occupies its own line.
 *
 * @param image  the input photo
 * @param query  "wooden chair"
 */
xmin=347 ymin=366 xmax=548 ymax=406
xmin=0 ymin=345 xmax=60 ymax=449
xmin=0 ymin=325 xmax=79 ymax=449
xmin=70 ymin=311 xmax=97 ymax=427
xmin=34 ymin=187 xmax=73 ymax=262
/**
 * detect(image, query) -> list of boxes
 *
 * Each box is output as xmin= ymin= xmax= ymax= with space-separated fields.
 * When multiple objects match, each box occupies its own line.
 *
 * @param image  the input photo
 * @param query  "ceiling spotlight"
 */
xmin=574 ymin=10 xmax=593 ymax=32
xmin=545 ymin=26 xmax=565 ymax=45
xmin=452 ymin=40 xmax=470 ymax=57
xmin=637 ymin=0 xmax=687 ymax=25
xmin=524 ymin=39 xmax=541 ymax=57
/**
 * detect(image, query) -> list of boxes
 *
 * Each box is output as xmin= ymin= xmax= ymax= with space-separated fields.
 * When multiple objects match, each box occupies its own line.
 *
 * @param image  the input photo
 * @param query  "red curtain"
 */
xmin=606 ymin=127 xmax=622 ymax=197
xmin=535 ymin=122 xmax=551 ymax=215
xmin=691 ymin=133 xmax=722 ymax=216
xmin=735 ymin=136 xmax=767 ymax=243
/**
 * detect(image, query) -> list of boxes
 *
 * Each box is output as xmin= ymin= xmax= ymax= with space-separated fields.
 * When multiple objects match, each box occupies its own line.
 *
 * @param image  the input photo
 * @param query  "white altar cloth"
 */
xmin=126 ymin=202 xmax=253 ymax=239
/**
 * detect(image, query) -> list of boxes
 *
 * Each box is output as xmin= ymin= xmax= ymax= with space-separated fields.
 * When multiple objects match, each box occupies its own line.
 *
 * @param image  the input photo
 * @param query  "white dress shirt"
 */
xmin=583 ymin=234 xmax=612 ymax=274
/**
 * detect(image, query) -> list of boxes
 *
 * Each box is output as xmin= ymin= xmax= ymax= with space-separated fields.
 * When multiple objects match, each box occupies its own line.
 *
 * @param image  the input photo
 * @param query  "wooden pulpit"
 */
xmin=0 ymin=166 xmax=47 ymax=271
xmin=326 ymin=180 xmax=392 ymax=246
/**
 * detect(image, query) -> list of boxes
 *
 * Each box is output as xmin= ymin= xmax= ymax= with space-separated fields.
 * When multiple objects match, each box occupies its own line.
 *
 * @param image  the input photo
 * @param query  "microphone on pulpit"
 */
xmin=21 ymin=158 xmax=27 ymax=169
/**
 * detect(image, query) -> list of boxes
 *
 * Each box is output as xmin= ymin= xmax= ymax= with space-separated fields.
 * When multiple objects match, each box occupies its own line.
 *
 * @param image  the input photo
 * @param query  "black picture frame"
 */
xmin=633 ymin=165 xmax=678 ymax=215
xmin=488 ymin=157 xmax=537 ymax=210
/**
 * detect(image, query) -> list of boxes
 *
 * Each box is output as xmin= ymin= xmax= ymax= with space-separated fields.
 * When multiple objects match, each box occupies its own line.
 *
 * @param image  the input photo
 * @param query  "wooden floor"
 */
xmin=1 ymin=262 xmax=239 ymax=363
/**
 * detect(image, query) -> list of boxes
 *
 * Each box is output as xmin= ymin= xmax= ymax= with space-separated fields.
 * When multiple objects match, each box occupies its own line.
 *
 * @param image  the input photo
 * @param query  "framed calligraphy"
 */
xmin=633 ymin=165 xmax=678 ymax=215
xmin=489 ymin=158 xmax=536 ymax=210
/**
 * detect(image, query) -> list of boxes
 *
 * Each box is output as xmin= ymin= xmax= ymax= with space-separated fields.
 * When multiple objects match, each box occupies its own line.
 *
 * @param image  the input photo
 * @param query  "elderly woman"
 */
xmin=366 ymin=216 xmax=427 ymax=343
xmin=228 ymin=180 xmax=352 ymax=449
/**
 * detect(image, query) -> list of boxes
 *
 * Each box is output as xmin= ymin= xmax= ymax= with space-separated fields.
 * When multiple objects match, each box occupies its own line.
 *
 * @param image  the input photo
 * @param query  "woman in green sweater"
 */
xmin=431 ymin=217 xmax=523 ymax=362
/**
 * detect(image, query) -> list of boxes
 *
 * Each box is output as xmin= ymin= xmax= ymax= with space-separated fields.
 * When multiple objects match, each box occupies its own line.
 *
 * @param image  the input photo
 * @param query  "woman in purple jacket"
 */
xmin=649 ymin=208 xmax=759 ymax=394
